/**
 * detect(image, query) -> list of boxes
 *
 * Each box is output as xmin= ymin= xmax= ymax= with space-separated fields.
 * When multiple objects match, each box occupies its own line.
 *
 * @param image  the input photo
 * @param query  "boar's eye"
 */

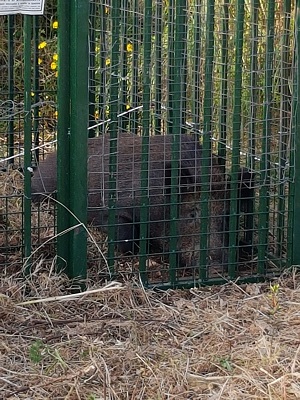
xmin=188 ymin=208 xmax=199 ymax=219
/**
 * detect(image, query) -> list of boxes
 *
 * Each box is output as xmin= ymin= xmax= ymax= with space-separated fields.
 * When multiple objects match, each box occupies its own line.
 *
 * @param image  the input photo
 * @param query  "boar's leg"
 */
xmin=115 ymin=213 xmax=140 ymax=255
xmin=96 ymin=207 xmax=140 ymax=255
xmin=237 ymin=168 xmax=256 ymax=259
xmin=226 ymin=167 xmax=256 ymax=260
xmin=237 ymin=167 xmax=255 ymax=212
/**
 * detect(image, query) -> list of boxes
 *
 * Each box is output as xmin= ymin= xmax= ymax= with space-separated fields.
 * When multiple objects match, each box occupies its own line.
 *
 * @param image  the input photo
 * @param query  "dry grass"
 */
xmin=0 ymin=262 xmax=299 ymax=400
xmin=0 ymin=168 xmax=56 ymax=269
xmin=0 ymin=167 xmax=299 ymax=399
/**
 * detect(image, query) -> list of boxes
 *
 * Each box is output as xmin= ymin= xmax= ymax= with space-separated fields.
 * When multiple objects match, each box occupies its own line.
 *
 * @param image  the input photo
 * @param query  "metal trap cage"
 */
xmin=0 ymin=0 xmax=299 ymax=288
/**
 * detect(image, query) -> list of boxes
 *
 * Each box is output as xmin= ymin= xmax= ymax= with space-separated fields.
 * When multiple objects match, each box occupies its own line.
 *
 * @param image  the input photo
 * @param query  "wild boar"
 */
xmin=31 ymin=133 xmax=232 ymax=268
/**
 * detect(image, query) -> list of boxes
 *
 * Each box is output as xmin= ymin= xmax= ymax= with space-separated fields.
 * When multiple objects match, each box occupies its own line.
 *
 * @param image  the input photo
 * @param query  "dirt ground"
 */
xmin=0 ymin=262 xmax=299 ymax=400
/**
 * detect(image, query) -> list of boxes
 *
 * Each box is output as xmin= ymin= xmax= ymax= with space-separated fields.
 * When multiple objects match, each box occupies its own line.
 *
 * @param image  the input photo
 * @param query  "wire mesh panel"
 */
xmin=82 ymin=0 xmax=296 ymax=287
xmin=0 ymin=5 xmax=58 ymax=271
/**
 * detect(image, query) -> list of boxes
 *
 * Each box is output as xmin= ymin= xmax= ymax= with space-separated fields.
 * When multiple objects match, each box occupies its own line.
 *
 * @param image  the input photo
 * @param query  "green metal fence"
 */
xmin=0 ymin=6 xmax=58 ymax=271
xmin=0 ymin=0 xmax=299 ymax=288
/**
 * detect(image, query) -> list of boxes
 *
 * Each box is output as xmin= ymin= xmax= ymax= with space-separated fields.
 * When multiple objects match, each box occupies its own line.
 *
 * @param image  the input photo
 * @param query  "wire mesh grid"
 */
xmin=85 ymin=0 xmax=295 ymax=287
xmin=0 ymin=5 xmax=58 ymax=270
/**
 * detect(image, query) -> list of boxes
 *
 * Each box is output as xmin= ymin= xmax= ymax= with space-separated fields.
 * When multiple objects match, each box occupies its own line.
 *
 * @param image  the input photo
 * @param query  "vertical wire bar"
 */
xmin=5 ymin=197 xmax=9 ymax=265
xmin=154 ymin=0 xmax=162 ymax=135
xmin=245 ymin=0 xmax=259 ymax=246
xmin=130 ymin=0 xmax=140 ymax=135
xmin=192 ymin=2 xmax=202 ymax=134
xmin=107 ymin=0 xmax=121 ymax=271
xmin=292 ymin=0 xmax=300 ymax=267
xmin=57 ymin=0 xmax=71 ymax=272
xmin=178 ymin=1 xmax=187 ymax=136
xmin=33 ymin=16 xmax=40 ymax=164
xmin=257 ymin=0 xmax=275 ymax=275
xmin=200 ymin=0 xmax=215 ymax=281
xmin=8 ymin=15 xmax=15 ymax=164
xmin=219 ymin=2 xmax=229 ymax=166
xmin=23 ymin=15 xmax=32 ymax=274
xmin=68 ymin=0 xmax=89 ymax=279
xmin=277 ymin=0 xmax=291 ymax=261
xmin=120 ymin=0 xmax=129 ymax=131
xmin=99 ymin=3 xmax=107 ymax=135
xmin=89 ymin=1 xmax=96 ymax=138
xmin=228 ymin=0 xmax=245 ymax=278
xmin=168 ymin=0 xmax=187 ymax=285
xmin=167 ymin=0 xmax=175 ymax=135
xmin=249 ymin=1 xmax=259 ymax=170
xmin=139 ymin=0 xmax=152 ymax=286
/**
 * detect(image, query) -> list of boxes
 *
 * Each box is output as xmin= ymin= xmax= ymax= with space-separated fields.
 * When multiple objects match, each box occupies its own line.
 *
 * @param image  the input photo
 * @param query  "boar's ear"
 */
xmin=179 ymin=167 xmax=196 ymax=192
xmin=164 ymin=162 xmax=196 ymax=194
xmin=238 ymin=167 xmax=255 ymax=199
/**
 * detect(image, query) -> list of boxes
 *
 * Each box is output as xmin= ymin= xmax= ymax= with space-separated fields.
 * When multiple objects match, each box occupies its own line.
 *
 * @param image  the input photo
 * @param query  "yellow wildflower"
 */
xmin=51 ymin=61 xmax=57 ymax=70
xmin=52 ymin=21 xmax=58 ymax=29
xmin=126 ymin=43 xmax=133 ymax=52
xmin=55 ymin=71 xmax=58 ymax=78
xmin=38 ymin=58 xmax=42 ymax=65
xmin=31 ymin=92 xmax=34 ymax=97
xmin=94 ymin=110 xmax=99 ymax=119
xmin=54 ymin=111 xmax=58 ymax=118
xmin=105 ymin=58 xmax=111 ymax=66
xmin=126 ymin=104 xmax=131 ymax=110
xmin=38 ymin=41 xmax=47 ymax=49
xmin=52 ymin=53 xmax=58 ymax=61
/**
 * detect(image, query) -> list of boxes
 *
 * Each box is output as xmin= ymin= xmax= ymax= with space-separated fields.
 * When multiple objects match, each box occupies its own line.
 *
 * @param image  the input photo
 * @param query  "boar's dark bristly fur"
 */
xmin=31 ymin=133 xmax=229 ymax=268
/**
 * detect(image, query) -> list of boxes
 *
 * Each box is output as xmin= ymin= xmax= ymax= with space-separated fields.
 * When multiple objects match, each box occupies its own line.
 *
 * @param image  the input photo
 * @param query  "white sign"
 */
xmin=0 ymin=0 xmax=45 ymax=15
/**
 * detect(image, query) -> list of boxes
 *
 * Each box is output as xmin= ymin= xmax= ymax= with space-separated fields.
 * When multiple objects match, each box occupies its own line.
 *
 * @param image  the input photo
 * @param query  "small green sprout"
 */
xmin=29 ymin=340 xmax=45 ymax=363
xmin=219 ymin=357 xmax=233 ymax=371
xmin=269 ymin=282 xmax=280 ymax=314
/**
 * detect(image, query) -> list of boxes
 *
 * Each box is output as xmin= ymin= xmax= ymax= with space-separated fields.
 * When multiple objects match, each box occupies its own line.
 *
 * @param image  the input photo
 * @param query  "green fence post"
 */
xmin=32 ymin=16 xmax=40 ymax=164
xmin=120 ymin=0 xmax=129 ymax=131
xmin=219 ymin=1 xmax=229 ymax=165
xmin=244 ymin=0 xmax=259 ymax=247
xmin=277 ymin=0 xmax=292 ymax=261
xmin=88 ymin=1 xmax=96 ymax=138
xmin=57 ymin=0 xmax=71 ymax=273
xmin=8 ymin=15 xmax=15 ymax=164
xmin=68 ymin=0 xmax=89 ymax=279
xmin=23 ymin=15 xmax=32 ymax=274
xmin=154 ymin=0 xmax=162 ymax=135
xmin=257 ymin=0 xmax=275 ymax=275
xmin=167 ymin=0 xmax=175 ymax=135
xmin=98 ymin=3 xmax=108 ymax=136
xmin=192 ymin=2 xmax=202 ymax=134
xmin=228 ymin=0 xmax=245 ymax=278
xmin=139 ymin=0 xmax=152 ymax=286
xmin=107 ymin=0 xmax=121 ymax=273
xmin=292 ymin=0 xmax=300 ymax=267
xmin=168 ymin=0 xmax=187 ymax=286
xmin=200 ymin=0 xmax=215 ymax=281
xmin=130 ymin=0 xmax=140 ymax=135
